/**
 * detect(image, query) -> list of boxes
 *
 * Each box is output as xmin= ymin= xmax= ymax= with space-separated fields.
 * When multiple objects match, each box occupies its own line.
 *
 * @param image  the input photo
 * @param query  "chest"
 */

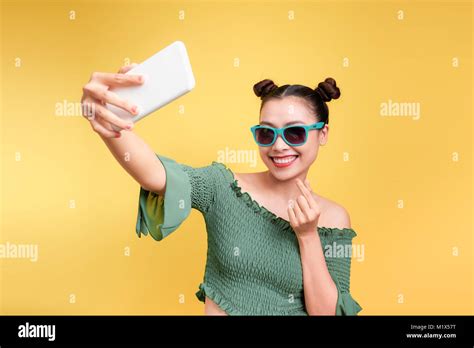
xmin=250 ymin=191 xmax=291 ymax=221
xmin=205 ymin=193 xmax=305 ymax=296
xmin=235 ymin=175 xmax=331 ymax=226
xmin=206 ymin=213 xmax=304 ymax=296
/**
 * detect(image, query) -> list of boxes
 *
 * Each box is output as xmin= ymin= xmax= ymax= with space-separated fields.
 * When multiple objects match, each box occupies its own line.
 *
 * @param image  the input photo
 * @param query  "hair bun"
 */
xmin=253 ymin=79 xmax=278 ymax=99
xmin=315 ymin=77 xmax=340 ymax=102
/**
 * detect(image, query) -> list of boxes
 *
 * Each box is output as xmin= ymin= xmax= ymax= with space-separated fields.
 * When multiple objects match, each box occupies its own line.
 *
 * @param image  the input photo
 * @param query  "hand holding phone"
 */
xmin=80 ymin=64 xmax=144 ymax=138
xmin=106 ymin=41 xmax=196 ymax=132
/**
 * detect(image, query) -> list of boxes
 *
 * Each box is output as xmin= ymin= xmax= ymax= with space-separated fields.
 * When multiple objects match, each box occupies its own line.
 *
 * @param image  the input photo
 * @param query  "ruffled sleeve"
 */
xmin=318 ymin=227 xmax=363 ymax=316
xmin=135 ymin=154 xmax=218 ymax=241
xmin=335 ymin=290 xmax=363 ymax=315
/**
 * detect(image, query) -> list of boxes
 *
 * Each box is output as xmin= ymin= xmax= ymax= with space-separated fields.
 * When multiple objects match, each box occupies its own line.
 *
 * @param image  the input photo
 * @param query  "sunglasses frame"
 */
xmin=250 ymin=121 xmax=326 ymax=147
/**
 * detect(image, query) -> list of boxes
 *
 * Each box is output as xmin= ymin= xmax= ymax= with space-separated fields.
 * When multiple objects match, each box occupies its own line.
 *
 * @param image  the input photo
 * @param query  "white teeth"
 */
xmin=272 ymin=156 xmax=297 ymax=164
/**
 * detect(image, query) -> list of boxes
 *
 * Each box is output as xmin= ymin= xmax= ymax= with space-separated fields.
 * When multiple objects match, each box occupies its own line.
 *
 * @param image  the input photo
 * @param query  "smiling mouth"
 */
xmin=269 ymin=155 xmax=299 ymax=167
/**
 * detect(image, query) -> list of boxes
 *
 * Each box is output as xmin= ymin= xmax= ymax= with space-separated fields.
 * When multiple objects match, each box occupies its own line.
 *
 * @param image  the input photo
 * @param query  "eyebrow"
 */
xmin=259 ymin=120 xmax=306 ymax=127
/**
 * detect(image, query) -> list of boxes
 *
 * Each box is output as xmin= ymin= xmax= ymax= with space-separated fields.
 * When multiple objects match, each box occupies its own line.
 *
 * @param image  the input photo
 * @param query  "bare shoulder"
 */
xmin=313 ymin=193 xmax=351 ymax=229
xmin=234 ymin=172 xmax=352 ymax=229
xmin=233 ymin=172 xmax=261 ymax=185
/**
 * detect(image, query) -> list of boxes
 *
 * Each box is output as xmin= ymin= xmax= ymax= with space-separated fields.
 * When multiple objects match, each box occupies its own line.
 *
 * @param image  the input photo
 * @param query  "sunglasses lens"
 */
xmin=284 ymin=126 xmax=306 ymax=145
xmin=255 ymin=127 xmax=275 ymax=145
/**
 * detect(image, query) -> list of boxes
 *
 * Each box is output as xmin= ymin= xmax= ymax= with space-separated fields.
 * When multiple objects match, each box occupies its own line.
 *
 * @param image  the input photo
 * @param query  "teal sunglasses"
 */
xmin=250 ymin=121 xmax=325 ymax=147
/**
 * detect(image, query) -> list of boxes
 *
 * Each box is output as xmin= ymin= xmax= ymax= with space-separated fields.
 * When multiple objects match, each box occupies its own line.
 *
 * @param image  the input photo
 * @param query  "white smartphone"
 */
xmin=106 ymin=40 xmax=196 ymax=131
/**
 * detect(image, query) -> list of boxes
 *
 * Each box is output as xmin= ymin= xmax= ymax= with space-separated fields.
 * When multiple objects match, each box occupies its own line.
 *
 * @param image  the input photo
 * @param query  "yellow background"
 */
xmin=1 ymin=0 xmax=472 ymax=315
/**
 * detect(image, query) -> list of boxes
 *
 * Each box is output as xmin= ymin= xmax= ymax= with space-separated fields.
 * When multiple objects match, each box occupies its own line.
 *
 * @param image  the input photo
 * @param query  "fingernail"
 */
xmin=116 ymin=132 xmax=121 ymax=138
xmin=126 ymin=123 xmax=133 ymax=130
xmin=138 ymin=75 xmax=144 ymax=82
xmin=131 ymin=106 xmax=137 ymax=113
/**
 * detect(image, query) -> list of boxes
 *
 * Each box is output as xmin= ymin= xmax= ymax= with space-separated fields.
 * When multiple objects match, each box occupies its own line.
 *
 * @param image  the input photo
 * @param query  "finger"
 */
xmin=83 ymin=82 xmax=138 ymax=116
xmin=287 ymin=205 xmax=297 ymax=226
xmin=89 ymin=118 xmax=121 ymax=138
xmin=304 ymin=179 xmax=319 ymax=211
xmin=95 ymin=113 xmax=119 ymax=133
xmin=81 ymin=96 xmax=97 ymax=119
xmin=102 ymin=88 xmax=138 ymax=116
xmin=90 ymin=71 xmax=144 ymax=87
xmin=296 ymin=195 xmax=312 ymax=220
xmin=293 ymin=199 xmax=305 ymax=222
xmin=296 ymin=178 xmax=317 ymax=210
xmin=90 ymin=101 xmax=133 ymax=130
xmin=118 ymin=62 xmax=138 ymax=74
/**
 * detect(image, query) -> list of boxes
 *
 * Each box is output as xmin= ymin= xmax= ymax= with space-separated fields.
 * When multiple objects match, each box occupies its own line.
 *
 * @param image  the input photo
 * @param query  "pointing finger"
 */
xmin=296 ymin=178 xmax=317 ymax=210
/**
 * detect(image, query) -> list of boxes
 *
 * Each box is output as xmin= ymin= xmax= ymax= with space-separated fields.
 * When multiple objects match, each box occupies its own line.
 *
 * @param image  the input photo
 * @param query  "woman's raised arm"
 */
xmin=80 ymin=63 xmax=166 ymax=195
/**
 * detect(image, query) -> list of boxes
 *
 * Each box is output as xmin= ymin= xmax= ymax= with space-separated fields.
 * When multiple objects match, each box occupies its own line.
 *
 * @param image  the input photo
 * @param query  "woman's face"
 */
xmin=257 ymin=96 xmax=328 ymax=181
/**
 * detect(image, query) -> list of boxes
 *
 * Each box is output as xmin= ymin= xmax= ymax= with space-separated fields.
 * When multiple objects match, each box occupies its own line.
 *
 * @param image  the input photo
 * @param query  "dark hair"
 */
xmin=253 ymin=77 xmax=340 ymax=125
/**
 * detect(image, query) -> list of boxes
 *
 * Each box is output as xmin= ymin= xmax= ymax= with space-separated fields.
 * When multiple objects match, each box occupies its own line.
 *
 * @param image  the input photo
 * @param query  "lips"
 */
xmin=270 ymin=155 xmax=298 ymax=168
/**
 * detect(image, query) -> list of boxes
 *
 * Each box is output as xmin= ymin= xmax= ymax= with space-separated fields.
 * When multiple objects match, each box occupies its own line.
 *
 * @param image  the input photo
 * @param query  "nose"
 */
xmin=272 ymin=134 xmax=290 ymax=151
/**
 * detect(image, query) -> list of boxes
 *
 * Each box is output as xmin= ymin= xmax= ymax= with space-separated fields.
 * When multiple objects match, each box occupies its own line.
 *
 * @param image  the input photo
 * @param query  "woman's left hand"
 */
xmin=288 ymin=178 xmax=321 ymax=240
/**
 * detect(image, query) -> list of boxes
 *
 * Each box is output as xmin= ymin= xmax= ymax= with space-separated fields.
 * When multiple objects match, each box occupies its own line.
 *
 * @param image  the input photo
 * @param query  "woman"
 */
xmin=81 ymin=63 xmax=362 ymax=316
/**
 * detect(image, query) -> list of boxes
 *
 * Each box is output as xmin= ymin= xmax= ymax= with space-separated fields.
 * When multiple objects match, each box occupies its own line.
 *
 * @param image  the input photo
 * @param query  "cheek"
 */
xmin=302 ymin=148 xmax=318 ymax=164
xmin=259 ymin=147 xmax=271 ymax=162
xmin=298 ymin=140 xmax=319 ymax=163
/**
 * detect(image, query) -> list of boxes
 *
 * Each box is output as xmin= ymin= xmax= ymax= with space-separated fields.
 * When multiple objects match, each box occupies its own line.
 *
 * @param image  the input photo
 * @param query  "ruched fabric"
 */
xmin=136 ymin=154 xmax=363 ymax=315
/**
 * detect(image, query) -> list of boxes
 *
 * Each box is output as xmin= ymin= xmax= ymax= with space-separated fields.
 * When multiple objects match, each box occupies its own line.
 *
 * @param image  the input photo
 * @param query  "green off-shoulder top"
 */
xmin=135 ymin=154 xmax=363 ymax=316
